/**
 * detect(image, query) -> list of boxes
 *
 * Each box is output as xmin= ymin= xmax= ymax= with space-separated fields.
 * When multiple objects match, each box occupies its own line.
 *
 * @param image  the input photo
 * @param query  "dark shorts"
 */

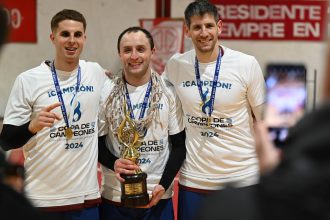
xmin=100 ymin=197 xmax=174 ymax=220
xmin=48 ymin=206 xmax=99 ymax=220
xmin=178 ymin=185 xmax=214 ymax=220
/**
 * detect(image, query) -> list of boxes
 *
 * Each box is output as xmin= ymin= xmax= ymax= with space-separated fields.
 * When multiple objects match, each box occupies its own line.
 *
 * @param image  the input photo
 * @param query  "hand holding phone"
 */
xmin=264 ymin=64 xmax=307 ymax=148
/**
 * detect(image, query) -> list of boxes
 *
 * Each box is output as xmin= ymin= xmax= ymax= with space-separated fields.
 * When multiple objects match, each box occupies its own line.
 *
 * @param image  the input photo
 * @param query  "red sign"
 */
xmin=140 ymin=18 xmax=184 ymax=74
xmin=210 ymin=0 xmax=328 ymax=41
xmin=1 ymin=0 xmax=37 ymax=43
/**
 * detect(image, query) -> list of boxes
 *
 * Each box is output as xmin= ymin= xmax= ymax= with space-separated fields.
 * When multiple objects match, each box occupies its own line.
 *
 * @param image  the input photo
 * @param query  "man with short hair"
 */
xmin=98 ymin=26 xmax=186 ymax=220
xmin=164 ymin=0 xmax=266 ymax=219
xmin=0 ymin=9 xmax=107 ymax=220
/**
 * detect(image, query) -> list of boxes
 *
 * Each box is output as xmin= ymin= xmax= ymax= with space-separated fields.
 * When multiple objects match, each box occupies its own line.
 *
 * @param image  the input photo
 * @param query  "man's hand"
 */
xmin=148 ymin=184 xmax=165 ymax=207
xmin=105 ymin=69 xmax=114 ymax=79
xmin=136 ymin=184 xmax=165 ymax=208
xmin=114 ymin=158 xmax=140 ymax=182
xmin=254 ymin=121 xmax=281 ymax=174
xmin=28 ymin=103 xmax=62 ymax=134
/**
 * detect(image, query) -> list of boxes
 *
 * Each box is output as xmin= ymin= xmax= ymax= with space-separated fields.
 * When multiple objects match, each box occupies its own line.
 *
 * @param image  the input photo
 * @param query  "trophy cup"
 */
xmin=117 ymin=108 xmax=149 ymax=207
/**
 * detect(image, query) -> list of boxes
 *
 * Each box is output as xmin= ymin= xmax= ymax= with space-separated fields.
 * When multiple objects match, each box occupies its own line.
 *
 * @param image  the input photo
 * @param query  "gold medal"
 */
xmin=65 ymin=128 xmax=73 ymax=139
xmin=207 ymin=117 xmax=212 ymax=128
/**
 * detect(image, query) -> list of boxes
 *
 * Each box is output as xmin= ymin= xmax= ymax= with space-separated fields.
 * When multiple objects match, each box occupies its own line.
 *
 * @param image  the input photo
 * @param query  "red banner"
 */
xmin=140 ymin=18 xmax=184 ymax=74
xmin=210 ymin=0 xmax=328 ymax=41
xmin=1 ymin=0 xmax=37 ymax=43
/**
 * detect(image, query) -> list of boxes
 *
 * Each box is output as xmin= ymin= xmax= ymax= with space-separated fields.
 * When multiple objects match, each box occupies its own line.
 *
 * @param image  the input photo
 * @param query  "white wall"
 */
xmin=0 ymin=0 xmax=155 ymax=116
xmin=0 ymin=0 xmax=327 ymax=116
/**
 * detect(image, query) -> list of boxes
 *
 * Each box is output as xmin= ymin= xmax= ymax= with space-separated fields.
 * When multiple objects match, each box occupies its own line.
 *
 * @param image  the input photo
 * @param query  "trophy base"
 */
xmin=121 ymin=193 xmax=150 ymax=208
xmin=121 ymin=172 xmax=149 ymax=208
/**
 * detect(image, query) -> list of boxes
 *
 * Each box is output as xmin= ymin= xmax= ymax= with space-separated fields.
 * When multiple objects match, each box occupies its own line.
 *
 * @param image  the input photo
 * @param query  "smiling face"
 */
xmin=186 ymin=13 xmax=222 ymax=58
xmin=50 ymin=19 xmax=86 ymax=67
xmin=119 ymin=31 xmax=155 ymax=85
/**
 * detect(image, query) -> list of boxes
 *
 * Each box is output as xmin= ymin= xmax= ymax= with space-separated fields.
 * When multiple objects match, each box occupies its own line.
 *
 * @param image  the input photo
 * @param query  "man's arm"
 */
xmin=0 ymin=122 xmax=34 ymax=151
xmin=158 ymin=130 xmax=186 ymax=191
xmin=0 ymin=102 xmax=62 ymax=151
xmin=98 ymin=135 xmax=118 ymax=171
xmin=246 ymin=57 xmax=266 ymax=123
xmin=251 ymin=103 xmax=265 ymax=122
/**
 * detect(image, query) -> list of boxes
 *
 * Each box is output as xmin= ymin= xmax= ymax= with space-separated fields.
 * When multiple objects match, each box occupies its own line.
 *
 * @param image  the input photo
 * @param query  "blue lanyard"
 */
xmin=51 ymin=61 xmax=81 ymax=128
xmin=194 ymin=47 xmax=222 ymax=117
xmin=124 ymin=79 xmax=152 ymax=120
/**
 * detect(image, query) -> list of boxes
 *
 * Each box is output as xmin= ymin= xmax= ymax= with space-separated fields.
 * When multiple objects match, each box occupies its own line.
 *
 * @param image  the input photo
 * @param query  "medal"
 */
xmin=195 ymin=46 xmax=222 ymax=128
xmin=119 ymin=77 xmax=152 ymax=169
xmin=65 ymin=128 xmax=73 ymax=139
xmin=207 ymin=117 xmax=212 ymax=128
xmin=124 ymin=77 xmax=152 ymax=136
xmin=51 ymin=61 xmax=81 ymax=140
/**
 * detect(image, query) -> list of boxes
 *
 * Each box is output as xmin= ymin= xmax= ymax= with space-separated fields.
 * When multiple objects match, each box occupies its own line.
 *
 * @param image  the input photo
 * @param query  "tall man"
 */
xmin=0 ymin=9 xmax=107 ymax=220
xmin=164 ymin=0 xmax=266 ymax=219
xmin=98 ymin=27 xmax=186 ymax=220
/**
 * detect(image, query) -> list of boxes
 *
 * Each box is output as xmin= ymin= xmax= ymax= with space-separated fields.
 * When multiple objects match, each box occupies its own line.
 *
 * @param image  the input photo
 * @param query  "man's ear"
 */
xmin=184 ymin=23 xmax=191 ymax=38
xmin=217 ymin=20 xmax=223 ymax=36
xmin=50 ymin=33 xmax=55 ymax=43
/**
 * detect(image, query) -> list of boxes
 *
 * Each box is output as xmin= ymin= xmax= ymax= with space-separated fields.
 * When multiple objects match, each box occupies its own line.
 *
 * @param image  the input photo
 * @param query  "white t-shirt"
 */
xmin=99 ymin=76 xmax=184 ymax=202
xmin=3 ymin=60 xmax=107 ymax=207
xmin=164 ymin=47 xmax=266 ymax=190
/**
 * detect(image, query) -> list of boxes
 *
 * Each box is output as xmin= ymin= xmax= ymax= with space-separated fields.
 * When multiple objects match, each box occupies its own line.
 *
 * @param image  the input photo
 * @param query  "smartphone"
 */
xmin=264 ymin=64 xmax=307 ymax=147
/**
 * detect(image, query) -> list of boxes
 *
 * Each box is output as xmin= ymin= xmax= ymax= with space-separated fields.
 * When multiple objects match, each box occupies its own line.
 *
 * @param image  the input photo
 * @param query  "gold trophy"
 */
xmin=117 ymin=106 xmax=149 ymax=207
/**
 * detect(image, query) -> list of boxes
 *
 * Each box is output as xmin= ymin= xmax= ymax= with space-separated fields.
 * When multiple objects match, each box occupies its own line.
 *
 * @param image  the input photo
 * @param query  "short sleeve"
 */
xmin=247 ymin=57 xmax=266 ymax=108
xmin=98 ymin=78 xmax=113 ymax=137
xmin=166 ymin=81 xmax=184 ymax=135
xmin=163 ymin=53 xmax=180 ymax=85
xmin=3 ymin=75 xmax=32 ymax=126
